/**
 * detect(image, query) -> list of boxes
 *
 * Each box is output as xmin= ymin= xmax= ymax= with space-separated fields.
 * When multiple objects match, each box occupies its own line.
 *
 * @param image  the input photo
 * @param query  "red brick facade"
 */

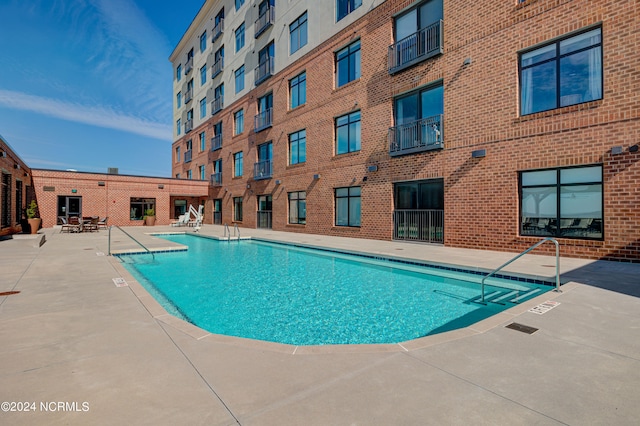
xmin=0 ymin=136 xmax=33 ymax=236
xmin=172 ymin=0 xmax=639 ymax=261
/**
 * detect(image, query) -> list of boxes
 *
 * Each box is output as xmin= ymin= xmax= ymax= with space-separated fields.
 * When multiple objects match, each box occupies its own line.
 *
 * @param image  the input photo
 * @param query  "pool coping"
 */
xmin=108 ymin=233 xmax=575 ymax=354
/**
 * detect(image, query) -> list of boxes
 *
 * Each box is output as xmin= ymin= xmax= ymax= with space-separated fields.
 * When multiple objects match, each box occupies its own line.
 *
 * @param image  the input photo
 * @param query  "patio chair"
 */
xmin=84 ymin=216 xmax=99 ymax=232
xmin=98 ymin=217 xmax=108 ymax=229
xmin=170 ymin=214 xmax=189 ymax=227
xmin=61 ymin=216 xmax=82 ymax=233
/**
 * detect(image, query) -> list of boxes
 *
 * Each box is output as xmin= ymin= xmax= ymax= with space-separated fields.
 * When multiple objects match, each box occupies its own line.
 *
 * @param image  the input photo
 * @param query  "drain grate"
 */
xmin=0 ymin=291 xmax=20 ymax=296
xmin=505 ymin=322 xmax=538 ymax=334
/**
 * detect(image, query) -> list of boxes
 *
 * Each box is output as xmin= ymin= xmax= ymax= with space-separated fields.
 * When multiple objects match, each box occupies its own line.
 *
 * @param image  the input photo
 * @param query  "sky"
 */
xmin=0 ymin=0 xmax=204 ymax=177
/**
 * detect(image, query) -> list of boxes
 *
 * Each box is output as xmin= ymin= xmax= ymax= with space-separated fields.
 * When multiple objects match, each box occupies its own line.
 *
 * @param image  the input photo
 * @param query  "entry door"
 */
xmin=57 ymin=196 xmax=82 ymax=221
xmin=257 ymin=195 xmax=272 ymax=229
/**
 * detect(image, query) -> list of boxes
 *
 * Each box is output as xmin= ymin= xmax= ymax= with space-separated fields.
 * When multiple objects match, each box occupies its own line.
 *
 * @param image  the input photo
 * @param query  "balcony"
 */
xmin=184 ymin=149 xmax=192 ymax=163
xmin=388 ymin=114 xmax=443 ymax=156
xmin=211 ymin=96 xmax=223 ymax=115
xmin=210 ymin=172 xmax=222 ymax=186
xmin=253 ymin=159 xmax=272 ymax=180
xmin=211 ymin=58 xmax=223 ymax=79
xmin=212 ymin=19 xmax=224 ymax=43
xmin=184 ymin=119 xmax=193 ymax=134
xmin=254 ymin=108 xmax=272 ymax=132
xmin=255 ymin=57 xmax=274 ymax=86
xmin=254 ymin=6 xmax=275 ymax=39
xmin=388 ymin=20 xmax=443 ymax=75
xmin=211 ymin=134 xmax=222 ymax=151
xmin=185 ymin=56 xmax=193 ymax=75
xmin=256 ymin=210 xmax=272 ymax=229
xmin=185 ymin=88 xmax=193 ymax=104
xmin=393 ymin=209 xmax=444 ymax=243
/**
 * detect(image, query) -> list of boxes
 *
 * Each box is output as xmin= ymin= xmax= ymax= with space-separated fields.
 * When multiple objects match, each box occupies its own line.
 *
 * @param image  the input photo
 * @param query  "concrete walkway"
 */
xmin=1 ymin=225 xmax=638 ymax=425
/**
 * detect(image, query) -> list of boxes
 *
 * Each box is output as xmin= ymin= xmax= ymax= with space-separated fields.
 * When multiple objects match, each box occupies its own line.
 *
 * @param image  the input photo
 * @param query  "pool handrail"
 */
xmin=108 ymin=225 xmax=155 ymax=260
xmin=480 ymin=237 xmax=560 ymax=303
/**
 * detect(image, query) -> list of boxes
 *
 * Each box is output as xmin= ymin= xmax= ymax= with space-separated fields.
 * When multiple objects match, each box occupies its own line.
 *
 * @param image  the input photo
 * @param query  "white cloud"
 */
xmin=0 ymin=89 xmax=172 ymax=141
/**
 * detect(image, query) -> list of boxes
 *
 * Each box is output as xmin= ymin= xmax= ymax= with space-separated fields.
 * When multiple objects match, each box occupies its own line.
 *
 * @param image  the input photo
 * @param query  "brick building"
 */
xmin=0 ymin=134 xmax=34 ymax=237
xmin=167 ymin=0 xmax=636 ymax=262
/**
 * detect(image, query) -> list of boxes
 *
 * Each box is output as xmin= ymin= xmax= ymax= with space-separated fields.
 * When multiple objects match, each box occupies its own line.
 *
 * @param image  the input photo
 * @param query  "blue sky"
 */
xmin=0 ymin=0 xmax=203 ymax=176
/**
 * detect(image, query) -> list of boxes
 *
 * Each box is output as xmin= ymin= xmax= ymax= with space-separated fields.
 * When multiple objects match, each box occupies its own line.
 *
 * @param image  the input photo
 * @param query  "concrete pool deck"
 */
xmin=1 ymin=225 xmax=639 ymax=425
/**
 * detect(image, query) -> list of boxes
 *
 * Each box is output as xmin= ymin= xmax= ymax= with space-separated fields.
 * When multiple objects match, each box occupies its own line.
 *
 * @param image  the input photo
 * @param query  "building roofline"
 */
xmin=0 ymin=133 xmax=30 ymax=169
xmin=168 ymin=0 xmax=212 ymax=62
xmin=30 ymin=168 xmax=209 ymax=183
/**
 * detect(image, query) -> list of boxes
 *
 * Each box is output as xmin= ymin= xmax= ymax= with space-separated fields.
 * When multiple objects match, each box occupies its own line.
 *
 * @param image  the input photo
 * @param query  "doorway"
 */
xmin=57 ymin=196 xmax=82 ymax=223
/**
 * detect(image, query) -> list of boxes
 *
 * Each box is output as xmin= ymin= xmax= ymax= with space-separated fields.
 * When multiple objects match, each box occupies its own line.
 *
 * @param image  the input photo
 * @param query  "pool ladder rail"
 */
xmin=107 ymin=225 xmax=155 ymax=260
xmin=475 ymin=237 xmax=561 ymax=305
xmin=223 ymin=223 xmax=240 ymax=242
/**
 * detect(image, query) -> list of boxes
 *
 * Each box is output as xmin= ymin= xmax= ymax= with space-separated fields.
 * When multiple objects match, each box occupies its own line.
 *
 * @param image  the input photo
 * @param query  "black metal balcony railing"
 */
xmin=210 ymin=172 xmax=222 ymax=186
xmin=211 ymin=96 xmax=223 ymax=115
xmin=211 ymin=58 xmax=223 ymax=79
xmin=184 ymin=149 xmax=192 ymax=163
xmin=254 ymin=108 xmax=272 ymax=132
xmin=255 ymin=6 xmax=275 ymax=39
xmin=184 ymin=119 xmax=193 ymax=134
xmin=388 ymin=20 xmax=443 ymax=74
xmin=255 ymin=57 xmax=274 ymax=86
xmin=213 ymin=211 xmax=222 ymax=224
xmin=212 ymin=19 xmax=224 ymax=43
xmin=257 ymin=211 xmax=272 ymax=229
xmin=185 ymin=56 xmax=193 ymax=74
xmin=393 ymin=209 xmax=444 ymax=243
xmin=211 ymin=134 xmax=222 ymax=151
xmin=185 ymin=88 xmax=193 ymax=104
xmin=253 ymin=160 xmax=273 ymax=180
xmin=388 ymin=114 xmax=443 ymax=156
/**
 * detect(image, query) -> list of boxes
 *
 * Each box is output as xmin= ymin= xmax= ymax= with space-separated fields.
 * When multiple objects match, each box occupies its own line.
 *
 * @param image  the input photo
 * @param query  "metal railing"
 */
xmin=392 ymin=209 xmax=444 ymax=243
xmin=389 ymin=114 xmax=443 ymax=156
xmin=212 ymin=19 xmax=224 ymax=42
xmin=255 ymin=6 xmax=275 ymax=38
xmin=223 ymin=223 xmax=240 ymax=242
xmin=388 ymin=20 xmax=443 ymax=74
xmin=255 ymin=57 xmax=274 ymax=85
xmin=211 ymin=134 xmax=222 ymax=151
xmin=254 ymin=108 xmax=272 ymax=132
xmin=184 ymin=149 xmax=192 ymax=163
xmin=210 ymin=172 xmax=222 ymax=186
xmin=480 ymin=237 xmax=561 ymax=303
xmin=211 ymin=58 xmax=223 ymax=79
xmin=185 ymin=88 xmax=193 ymax=104
xmin=108 ymin=225 xmax=154 ymax=260
xmin=253 ymin=159 xmax=273 ymax=180
xmin=211 ymin=96 xmax=223 ymax=115
xmin=185 ymin=56 xmax=193 ymax=74
xmin=257 ymin=211 xmax=272 ymax=229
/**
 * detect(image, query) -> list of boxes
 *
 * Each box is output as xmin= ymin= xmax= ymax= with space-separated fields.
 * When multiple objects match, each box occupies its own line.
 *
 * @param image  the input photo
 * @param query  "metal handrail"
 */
xmin=480 ymin=237 xmax=560 ymax=303
xmin=234 ymin=224 xmax=240 ymax=240
xmin=108 ymin=225 xmax=154 ymax=260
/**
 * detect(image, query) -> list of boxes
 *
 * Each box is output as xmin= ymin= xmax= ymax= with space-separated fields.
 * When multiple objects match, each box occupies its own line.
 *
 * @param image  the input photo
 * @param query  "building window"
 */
xmin=130 ymin=198 xmax=155 ymax=221
xmin=520 ymin=165 xmax=603 ymax=239
xmin=290 ymin=12 xmax=308 ymax=54
xmin=176 ymin=119 xmax=181 ymax=136
xmin=199 ymin=165 xmax=206 ymax=180
xmin=200 ymin=97 xmax=207 ymax=118
xmin=337 ymin=0 xmax=362 ymax=21
xmin=233 ymin=151 xmax=243 ymax=177
xmin=199 ymin=131 xmax=206 ymax=151
xmin=200 ymin=30 xmax=207 ymax=52
xmin=336 ymin=110 xmax=361 ymax=154
xmin=176 ymin=173 xmax=180 ymax=179
xmin=520 ymin=27 xmax=602 ymax=116
xmin=256 ymin=41 xmax=274 ymax=85
xmin=175 ymin=146 xmax=181 ymax=162
xmin=187 ymin=169 xmax=192 ymax=180
xmin=200 ymin=65 xmax=207 ymax=85
xmin=212 ymin=121 xmax=222 ymax=150
xmin=234 ymin=109 xmax=244 ymax=135
xmin=288 ymin=191 xmax=306 ymax=224
xmin=1 ymin=172 xmax=11 ymax=228
xmin=176 ymin=92 xmax=182 ymax=109
xmin=212 ymin=159 xmax=222 ymax=184
xmin=176 ymin=64 xmax=182 ymax=81
xmin=235 ymin=23 xmax=245 ymax=52
xmin=235 ymin=0 xmax=245 ymax=11
xmin=335 ymin=186 xmax=361 ymax=227
xmin=213 ymin=83 xmax=224 ymax=114
xmin=255 ymin=92 xmax=273 ymax=131
xmin=289 ymin=72 xmax=306 ymax=109
xmin=289 ymin=129 xmax=306 ymax=165
xmin=336 ymin=40 xmax=361 ymax=87
xmin=233 ymin=197 xmax=243 ymax=221
xmin=235 ymin=65 xmax=245 ymax=93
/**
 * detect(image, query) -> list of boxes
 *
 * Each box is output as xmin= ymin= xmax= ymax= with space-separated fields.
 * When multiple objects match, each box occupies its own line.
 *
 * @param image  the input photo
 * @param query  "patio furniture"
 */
xmin=61 ymin=216 xmax=83 ymax=233
xmin=98 ymin=217 xmax=108 ymax=229
xmin=171 ymin=214 xmax=189 ymax=227
xmin=84 ymin=216 xmax=99 ymax=232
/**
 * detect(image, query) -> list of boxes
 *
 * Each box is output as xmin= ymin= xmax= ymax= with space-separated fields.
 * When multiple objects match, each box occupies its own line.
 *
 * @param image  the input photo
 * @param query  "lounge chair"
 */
xmin=170 ymin=214 xmax=189 ymax=227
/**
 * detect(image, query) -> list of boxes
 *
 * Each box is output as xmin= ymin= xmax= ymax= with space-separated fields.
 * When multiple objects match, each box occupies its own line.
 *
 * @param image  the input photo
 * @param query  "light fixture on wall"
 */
xmin=367 ymin=165 xmax=378 ymax=172
xmin=246 ymin=183 xmax=251 ymax=189
xmin=463 ymin=57 xmax=472 ymax=66
xmin=629 ymin=144 xmax=638 ymax=153
xmin=611 ymin=146 xmax=623 ymax=155
xmin=313 ymin=174 xmax=321 ymax=180
xmin=275 ymin=179 xmax=281 ymax=185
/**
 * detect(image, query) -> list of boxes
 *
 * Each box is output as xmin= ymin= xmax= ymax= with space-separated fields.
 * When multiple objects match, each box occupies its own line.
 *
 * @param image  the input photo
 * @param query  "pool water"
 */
xmin=118 ymin=235 xmax=550 ymax=346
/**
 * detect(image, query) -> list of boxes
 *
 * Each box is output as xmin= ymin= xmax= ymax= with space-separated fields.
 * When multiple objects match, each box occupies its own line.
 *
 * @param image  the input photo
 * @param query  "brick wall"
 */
xmin=171 ymin=0 xmax=639 ymax=261
xmin=0 ymin=137 xmax=33 ymax=236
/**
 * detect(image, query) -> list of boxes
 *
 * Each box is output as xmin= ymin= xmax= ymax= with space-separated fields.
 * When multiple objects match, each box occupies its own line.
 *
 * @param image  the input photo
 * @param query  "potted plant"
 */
xmin=144 ymin=208 xmax=156 ymax=226
xmin=26 ymin=200 xmax=41 ymax=234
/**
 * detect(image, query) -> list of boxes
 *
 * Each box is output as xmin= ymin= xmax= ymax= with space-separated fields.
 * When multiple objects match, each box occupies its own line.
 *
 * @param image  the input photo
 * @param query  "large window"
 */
xmin=200 ymin=30 xmax=207 ymax=52
xmin=337 ymin=0 xmax=362 ymax=21
xmin=235 ymin=66 xmax=245 ymax=93
xmin=234 ymin=197 xmax=243 ymax=221
xmin=336 ymin=40 xmax=360 ymax=87
xmin=233 ymin=151 xmax=243 ymax=177
xmin=1 ymin=173 xmax=11 ymax=228
xmin=335 ymin=186 xmax=361 ymax=227
xmin=176 ymin=64 xmax=182 ymax=82
xmin=289 ymin=129 xmax=306 ymax=165
xmin=336 ymin=110 xmax=361 ymax=154
xmin=520 ymin=165 xmax=603 ymax=239
xmin=176 ymin=119 xmax=181 ymax=136
xmin=199 ymin=165 xmax=206 ymax=180
xmin=520 ymin=27 xmax=602 ymax=116
xmin=130 ymin=198 xmax=155 ymax=221
xmin=235 ymin=23 xmax=245 ymax=52
xmin=175 ymin=146 xmax=180 ymax=163
xmin=290 ymin=12 xmax=308 ymax=54
xmin=15 ymin=180 xmax=22 ymax=223
xmin=200 ymin=65 xmax=207 ymax=85
xmin=199 ymin=131 xmax=206 ymax=151
xmin=391 ymin=83 xmax=443 ymax=153
xmin=235 ymin=0 xmax=245 ymax=11
xmin=176 ymin=92 xmax=181 ymax=109
xmin=288 ymin=191 xmax=306 ymax=225
xmin=200 ymin=97 xmax=207 ymax=118
xmin=234 ymin=109 xmax=244 ymax=135
xmin=290 ymin=72 xmax=306 ymax=109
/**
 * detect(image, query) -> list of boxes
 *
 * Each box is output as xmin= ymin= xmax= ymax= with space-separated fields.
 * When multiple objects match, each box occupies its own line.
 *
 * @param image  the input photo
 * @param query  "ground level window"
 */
xmin=288 ymin=191 xmax=306 ymax=224
xmin=335 ymin=186 xmax=360 ymax=227
xmin=130 ymin=198 xmax=156 ymax=221
xmin=1 ymin=172 xmax=11 ymax=227
xmin=233 ymin=197 xmax=243 ymax=221
xmin=520 ymin=165 xmax=602 ymax=239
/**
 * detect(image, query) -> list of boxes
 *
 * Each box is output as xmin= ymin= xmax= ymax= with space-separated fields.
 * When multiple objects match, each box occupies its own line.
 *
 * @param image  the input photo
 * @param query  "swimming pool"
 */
xmin=118 ymin=234 xmax=552 ymax=346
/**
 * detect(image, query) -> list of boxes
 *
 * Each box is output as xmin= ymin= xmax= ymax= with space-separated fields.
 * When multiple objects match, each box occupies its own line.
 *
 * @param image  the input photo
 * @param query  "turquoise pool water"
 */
xmin=118 ymin=235 xmax=550 ymax=345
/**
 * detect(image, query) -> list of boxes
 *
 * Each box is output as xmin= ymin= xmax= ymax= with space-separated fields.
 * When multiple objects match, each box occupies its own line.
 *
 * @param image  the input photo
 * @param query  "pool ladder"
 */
xmin=223 ymin=223 xmax=240 ymax=243
xmin=478 ymin=237 xmax=561 ymax=304
xmin=107 ymin=225 xmax=155 ymax=260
